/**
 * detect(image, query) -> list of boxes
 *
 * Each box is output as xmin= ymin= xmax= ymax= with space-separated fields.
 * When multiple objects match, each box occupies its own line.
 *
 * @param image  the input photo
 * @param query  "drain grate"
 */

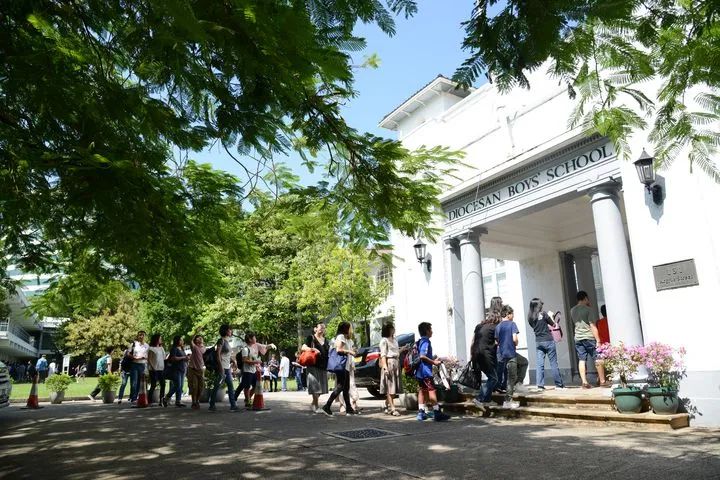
xmin=325 ymin=428 xmax=406 ymax=443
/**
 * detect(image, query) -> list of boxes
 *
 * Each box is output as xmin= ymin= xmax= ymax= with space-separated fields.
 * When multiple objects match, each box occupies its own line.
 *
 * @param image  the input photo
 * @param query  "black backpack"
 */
xmin=120 ymin=345 xmax=134 ymax=373
xmin=203 ymin=342 xmax=219 ymax=370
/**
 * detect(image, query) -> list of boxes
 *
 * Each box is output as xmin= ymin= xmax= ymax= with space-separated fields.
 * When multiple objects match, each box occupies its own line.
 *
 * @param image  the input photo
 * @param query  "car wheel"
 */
xmin=367 ymin=385 xmax=383 ymax=398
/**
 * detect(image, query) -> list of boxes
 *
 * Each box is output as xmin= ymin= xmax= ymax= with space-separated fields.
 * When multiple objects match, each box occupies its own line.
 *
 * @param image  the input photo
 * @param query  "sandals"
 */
xmin=389 ymin=409 xmax=401 ymax=417
xmin=582 ymin=383 xmax=593 ymax=389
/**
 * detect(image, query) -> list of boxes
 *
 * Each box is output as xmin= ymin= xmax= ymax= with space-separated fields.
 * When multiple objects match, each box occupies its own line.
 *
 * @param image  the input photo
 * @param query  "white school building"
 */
xmin=378 ymin=72 xmax=720 ymax=426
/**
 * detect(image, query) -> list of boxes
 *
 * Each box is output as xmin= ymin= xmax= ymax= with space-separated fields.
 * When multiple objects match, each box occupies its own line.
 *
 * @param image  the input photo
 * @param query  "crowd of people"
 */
xmin=469 ymin=292 xmax=611 ymax=410
xmin=11 ymin=290 xmax=611 ymax=420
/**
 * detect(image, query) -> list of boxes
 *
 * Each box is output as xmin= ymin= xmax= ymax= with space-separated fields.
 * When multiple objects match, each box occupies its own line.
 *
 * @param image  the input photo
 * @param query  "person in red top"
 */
xmin=597 ymin=305 xmax=610 ymax=344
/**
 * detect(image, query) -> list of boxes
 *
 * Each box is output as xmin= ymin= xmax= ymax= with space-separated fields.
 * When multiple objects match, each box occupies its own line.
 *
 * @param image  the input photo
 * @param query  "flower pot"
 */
xmin=199 ymin=388 xmax=210 ymax=403
xmin=612 ymin=387 xmax=642 ymax=414
xmin=402 ymin=393 xmax=418 ymax=411
xmin=50 ymin=391 xmax=65 ymax=404
xmin=647 ymin=387 xmax=680 ymax=415
xmin=102 ymin=391 xmax=116 ymax=404
xmin=215 ymin=389 xmax=226 ymax=403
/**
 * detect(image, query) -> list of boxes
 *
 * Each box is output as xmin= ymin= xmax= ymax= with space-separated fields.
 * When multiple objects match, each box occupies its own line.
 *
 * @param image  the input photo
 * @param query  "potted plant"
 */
xmin=45 ymin=373 xmax=73 ymax=404
xmin=97 ymin=373 xmax=121 ymax=404
xmin=203 ymin=369 xmax=224 ymax=403
xmin=642 ymin=343 xmax=686 ymax=414
xmin=597 ymin=343 xmax=643 ymax=413
xmin=401 ymin=374 xmax=418 ymax=410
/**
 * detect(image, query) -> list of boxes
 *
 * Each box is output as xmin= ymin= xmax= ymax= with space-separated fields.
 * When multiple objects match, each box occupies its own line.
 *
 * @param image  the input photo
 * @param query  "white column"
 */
xmin=459 ymin=228 xmax=487 ymax=360
xmin=590 ymin=185 xmax=643 ymax=346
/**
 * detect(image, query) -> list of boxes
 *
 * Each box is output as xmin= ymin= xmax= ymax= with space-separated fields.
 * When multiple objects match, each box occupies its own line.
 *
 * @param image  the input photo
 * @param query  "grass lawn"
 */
xmin=10 ymin=379 xmax=98 ymax=400
xmin=10 ymin=376 xmax=317 ymax=400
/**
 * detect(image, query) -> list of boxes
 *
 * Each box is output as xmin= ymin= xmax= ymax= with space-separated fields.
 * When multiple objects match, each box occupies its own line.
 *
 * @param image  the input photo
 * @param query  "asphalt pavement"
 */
xmin=1 ymin=390 xmax=718 ymax=479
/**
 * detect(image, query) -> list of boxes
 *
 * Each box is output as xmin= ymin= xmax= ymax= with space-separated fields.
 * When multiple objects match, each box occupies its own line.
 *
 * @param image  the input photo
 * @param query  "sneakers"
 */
xmin=310 ymin=405 xmax=318 ymax=414
xmin=515 ymin=384 xmax=529 ymax=393
xmin=321 ymin=405 xmax=333 ymax=416
xmin=88 ymin=394 xmax=96 ymax=401
xmin=117 ymin=399 xmax=122 ymax=405
xmin=208 ymin=405 xmax=217 ymax=412
xmin=502 ymin=401 xmax=520 ymax=409
xmin=536 ymin=386 xmax=546 ymax=391
xmin=230 ymin=406 xmax=240 ymax=412
xmin=433 ymin=411 xmax=451 ymax=422
xmin=473 ymin=398 xmax=485 ymax=409
xmin=416 ymin=411 xmax=428 ymax=421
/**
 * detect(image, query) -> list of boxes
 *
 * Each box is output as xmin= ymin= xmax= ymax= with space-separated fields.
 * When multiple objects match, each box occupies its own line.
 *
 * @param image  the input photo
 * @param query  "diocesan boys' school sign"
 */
xmin=444 ymin=141 xmax=615 ymax=225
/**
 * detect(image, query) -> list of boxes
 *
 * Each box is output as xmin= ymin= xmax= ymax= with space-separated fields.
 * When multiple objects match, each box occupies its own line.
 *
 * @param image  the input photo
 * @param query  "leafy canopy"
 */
xmin=455 ymin=0 xmax=720 ymax=182
xmin=1 ymin=0 xmax=461 ymax=299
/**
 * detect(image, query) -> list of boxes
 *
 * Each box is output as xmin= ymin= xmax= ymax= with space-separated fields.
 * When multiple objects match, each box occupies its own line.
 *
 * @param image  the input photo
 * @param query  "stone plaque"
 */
xmin=653 ymin=259 xmax=699 ymax=291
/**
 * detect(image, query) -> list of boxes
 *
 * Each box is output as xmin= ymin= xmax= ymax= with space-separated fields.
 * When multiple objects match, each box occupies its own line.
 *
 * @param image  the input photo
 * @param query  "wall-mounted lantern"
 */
xmin=413 ymin=240 xmax=432 ymax=273
xmin=633 ymin=149 xmax=663 ymax=205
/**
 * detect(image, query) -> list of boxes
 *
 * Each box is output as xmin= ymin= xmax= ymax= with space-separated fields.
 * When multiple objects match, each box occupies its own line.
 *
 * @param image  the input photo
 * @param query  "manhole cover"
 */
xmin=325 ymin=428 xmax=406 ymax=442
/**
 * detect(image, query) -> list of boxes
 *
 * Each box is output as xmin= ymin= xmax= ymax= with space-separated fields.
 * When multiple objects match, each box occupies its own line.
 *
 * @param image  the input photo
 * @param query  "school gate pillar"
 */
xmin=589 ymin=185 xmax=643 ymax=347
xmin=459 ymin=228 xmax=487 ymax=360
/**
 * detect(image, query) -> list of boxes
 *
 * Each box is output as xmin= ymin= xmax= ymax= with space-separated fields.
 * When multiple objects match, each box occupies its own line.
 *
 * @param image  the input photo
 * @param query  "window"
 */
xmin=376 ymin=264 xmax=393 ymax=295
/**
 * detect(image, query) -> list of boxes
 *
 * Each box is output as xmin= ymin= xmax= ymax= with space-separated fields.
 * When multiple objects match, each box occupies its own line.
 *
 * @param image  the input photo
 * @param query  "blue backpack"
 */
xmin=403 ymin=340 xmax=422 ymax=377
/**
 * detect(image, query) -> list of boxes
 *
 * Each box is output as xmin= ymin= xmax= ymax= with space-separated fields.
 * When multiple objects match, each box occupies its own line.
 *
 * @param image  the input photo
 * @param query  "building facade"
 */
xmin=1 ymin=264 xmax=63 ymax=363
xmin=380 ymin=73 xmax=720 ymax=426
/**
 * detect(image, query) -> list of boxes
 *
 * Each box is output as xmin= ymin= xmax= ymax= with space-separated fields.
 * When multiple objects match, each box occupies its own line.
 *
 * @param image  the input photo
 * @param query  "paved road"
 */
xmin=1 ymin=391 xmax=719 ymax=479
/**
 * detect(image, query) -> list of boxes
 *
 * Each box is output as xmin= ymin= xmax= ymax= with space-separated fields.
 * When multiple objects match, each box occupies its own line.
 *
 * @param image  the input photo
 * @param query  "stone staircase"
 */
xmin=441 ymin=387 xmax=690 ymax=430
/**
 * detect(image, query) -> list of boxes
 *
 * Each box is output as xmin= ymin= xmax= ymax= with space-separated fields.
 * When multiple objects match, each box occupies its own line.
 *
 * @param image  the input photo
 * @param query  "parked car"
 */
xmin=0 ymin=361 xmax=12 ymax=408
xmin=354 ymin=332 xmax=415 ymax=398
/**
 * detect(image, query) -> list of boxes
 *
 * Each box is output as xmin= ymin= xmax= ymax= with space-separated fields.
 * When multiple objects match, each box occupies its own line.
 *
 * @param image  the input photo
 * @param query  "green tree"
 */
xmin=57 ymin=291 xmax=141 ymax=358
xmin=1 ymin=0 xmax=459 ymax=298
xmin=455 ymin=0 xmax=720 ymax=182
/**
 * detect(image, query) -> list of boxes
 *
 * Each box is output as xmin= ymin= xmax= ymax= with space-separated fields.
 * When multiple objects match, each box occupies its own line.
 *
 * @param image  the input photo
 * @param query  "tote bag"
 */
xmin=549 ymin=311 xmax=564 ymax=343
xmin=326 ymin=349 xmax=347 ymax=373
xmin=457 ymin=361 xmax=482 ymax=390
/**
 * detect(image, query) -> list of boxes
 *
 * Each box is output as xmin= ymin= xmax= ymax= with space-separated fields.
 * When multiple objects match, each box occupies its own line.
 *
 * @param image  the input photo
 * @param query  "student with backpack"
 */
xmin=89 ymin=347 xmax=114 ymax=401
xmin=495 ymin=305 xmax=524 ymax=408
xmin=414 ymin=322 xmax=450 ymax=422
xmin=527 ymin=298 xmax=565 ymax=390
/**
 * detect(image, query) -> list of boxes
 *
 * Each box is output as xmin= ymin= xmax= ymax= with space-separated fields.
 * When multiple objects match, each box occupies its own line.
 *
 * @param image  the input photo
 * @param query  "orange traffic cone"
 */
xmin=251 ymin=369 xmax=268 ymax=411
xmin=134 ymin=374 xmax=149 ymax=408
xmin=22 ymin=374 xmax=43 ymax=410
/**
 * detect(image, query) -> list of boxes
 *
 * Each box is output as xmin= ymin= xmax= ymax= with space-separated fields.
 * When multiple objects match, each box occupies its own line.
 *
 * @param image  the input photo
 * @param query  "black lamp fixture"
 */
xmin=633 ymin=149 xmax=663 ymax=205
xmin=413 ymin=240 xmax=432 ymax=273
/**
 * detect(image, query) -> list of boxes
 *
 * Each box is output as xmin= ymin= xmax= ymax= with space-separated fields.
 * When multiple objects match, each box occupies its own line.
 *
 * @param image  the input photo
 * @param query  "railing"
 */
xmin=0 ymin=320 xmax=33 ymax=344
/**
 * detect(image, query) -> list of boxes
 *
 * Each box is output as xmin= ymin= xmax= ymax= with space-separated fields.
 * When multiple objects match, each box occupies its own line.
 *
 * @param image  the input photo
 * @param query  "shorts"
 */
xmin=239 ymin=371 xmax=257 ymax=390
xmin=417 ymin=377 xmax=436 ymax=392
xmin=575 ymin=339 xmax=597 ymax=361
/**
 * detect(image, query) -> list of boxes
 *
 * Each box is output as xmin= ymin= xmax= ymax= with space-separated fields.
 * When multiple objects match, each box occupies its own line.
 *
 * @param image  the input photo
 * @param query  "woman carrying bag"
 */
xmin=321 ymin=322 xmax=357 ymax=416
xmin=301 ymin=322 xmax=329 ymax=414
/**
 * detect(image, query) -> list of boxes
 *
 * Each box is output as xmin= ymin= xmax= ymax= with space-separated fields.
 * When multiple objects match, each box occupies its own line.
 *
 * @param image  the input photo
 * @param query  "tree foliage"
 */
xmin=57 ymin=290 xmax=141 ymax=358
xmin=1 ymin=0 xmax=459 ymax=301
xmin=455 ymin=0 xmax=720 ymax=182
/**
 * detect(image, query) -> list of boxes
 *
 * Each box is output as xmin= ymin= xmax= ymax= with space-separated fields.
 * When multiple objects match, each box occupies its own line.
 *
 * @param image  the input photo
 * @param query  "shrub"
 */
xmin=597 ymin=343 xmax=643 ymax=388
xmin=97 ymin=373 xmax=122 ymax=392
xmin=640 ymin=342 xmax=686 ymax=391
xmin=401 ymin=373 xmax=418 ymax=394
xmin=45 ymin=373 xmax=74 ymax=393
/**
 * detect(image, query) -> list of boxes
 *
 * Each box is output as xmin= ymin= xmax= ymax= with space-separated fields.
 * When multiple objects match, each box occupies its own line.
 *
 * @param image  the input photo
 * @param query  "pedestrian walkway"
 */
xmin=1 ymin=390 xmax=718 ymax=479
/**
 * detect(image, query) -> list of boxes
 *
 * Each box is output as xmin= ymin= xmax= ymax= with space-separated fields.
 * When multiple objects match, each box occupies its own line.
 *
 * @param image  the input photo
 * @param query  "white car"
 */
xmin=0 ymin=361 xmax=11 ymax=408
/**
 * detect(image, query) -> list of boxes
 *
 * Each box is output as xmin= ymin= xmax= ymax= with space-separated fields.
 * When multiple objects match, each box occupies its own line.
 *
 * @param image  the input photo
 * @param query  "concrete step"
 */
xmin=442 ymin=400 xmax=690 ymax=430
xmin=461 ymin=389 xmax=615 ymax=410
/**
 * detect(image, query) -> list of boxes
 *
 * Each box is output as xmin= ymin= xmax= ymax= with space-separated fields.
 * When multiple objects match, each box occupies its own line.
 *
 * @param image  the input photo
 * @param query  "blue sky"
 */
xmin=195 ymin=2 xmax=479 ymax=187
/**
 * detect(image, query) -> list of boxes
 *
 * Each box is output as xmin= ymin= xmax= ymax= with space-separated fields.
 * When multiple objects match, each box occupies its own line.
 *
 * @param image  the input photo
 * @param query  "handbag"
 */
xmin=298 ymin=349 xmax=318 ymax=367
xmin=550 ymin=311 xmax=563 ymax=342
xmin=326 ymin=348 xmax=347 ymax=373
xmin=457 ymin=361 xmax=482 ymax=390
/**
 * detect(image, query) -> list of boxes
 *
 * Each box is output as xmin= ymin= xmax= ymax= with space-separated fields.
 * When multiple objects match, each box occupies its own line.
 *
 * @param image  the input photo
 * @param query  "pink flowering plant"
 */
xmin=640 ymin=342 xmax=687 ymax=391
xmin=597 ymin=343 xmax=644 ymax=388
